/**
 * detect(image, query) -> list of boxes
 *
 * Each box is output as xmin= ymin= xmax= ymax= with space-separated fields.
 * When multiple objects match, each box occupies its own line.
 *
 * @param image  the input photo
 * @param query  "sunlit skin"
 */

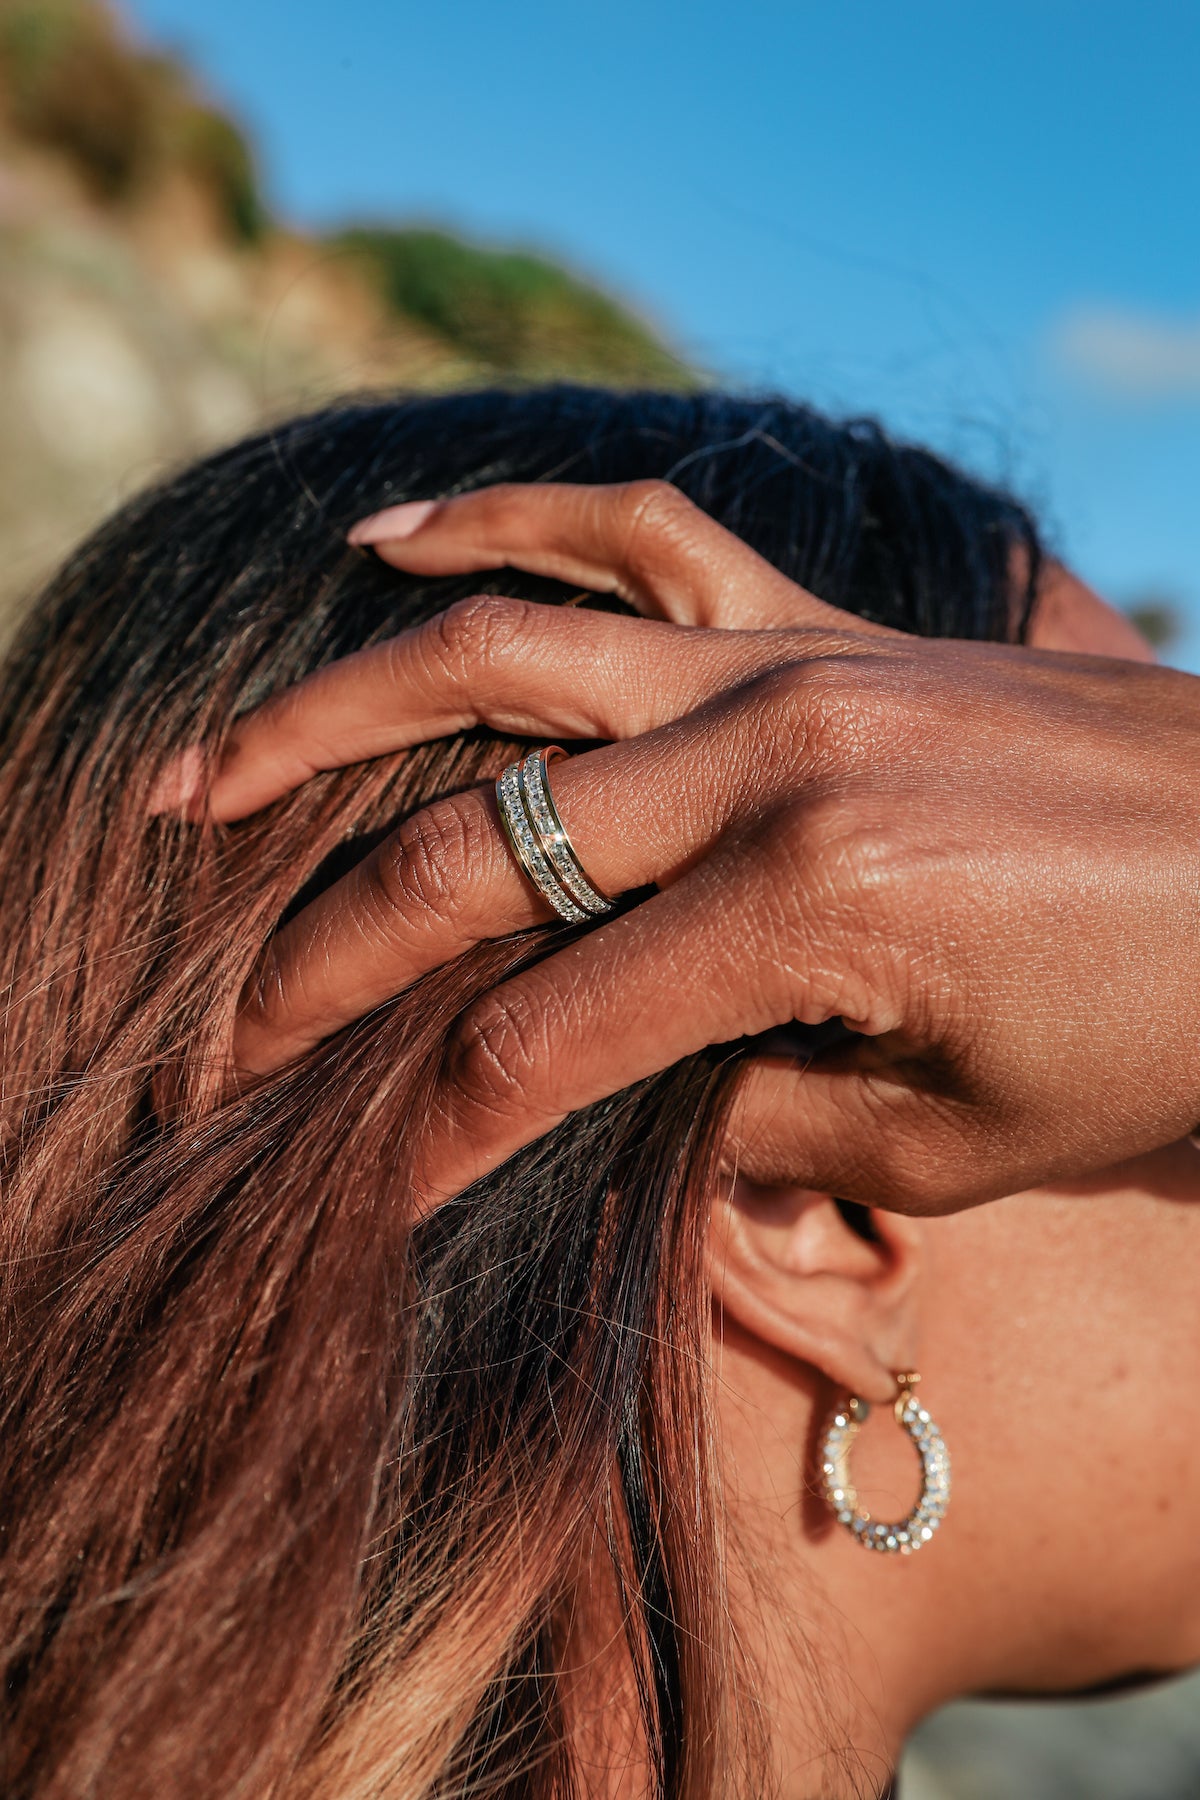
xmin=711 ymin=1144 xmax=1200 ymax=1797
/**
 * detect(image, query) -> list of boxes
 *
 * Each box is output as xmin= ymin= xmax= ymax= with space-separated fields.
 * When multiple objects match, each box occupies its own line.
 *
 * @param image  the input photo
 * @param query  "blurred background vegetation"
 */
xmin=0 ymin=0 xmax=267 ymax=228
xmin=333 ymin=225 xmax=688 ymax=386
xmin=0 ymin=0 xmax=687 ymax=628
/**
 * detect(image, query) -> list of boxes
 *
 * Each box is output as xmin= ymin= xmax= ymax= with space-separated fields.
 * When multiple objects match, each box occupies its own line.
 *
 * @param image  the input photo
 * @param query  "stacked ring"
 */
xmin=495 ymin=747 xmax=615 ymax=924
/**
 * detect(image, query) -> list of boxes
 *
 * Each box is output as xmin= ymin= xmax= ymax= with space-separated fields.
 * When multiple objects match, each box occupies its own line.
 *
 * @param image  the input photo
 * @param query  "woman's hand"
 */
xmin=191 ymin=482 xmax=1200 ymax=1214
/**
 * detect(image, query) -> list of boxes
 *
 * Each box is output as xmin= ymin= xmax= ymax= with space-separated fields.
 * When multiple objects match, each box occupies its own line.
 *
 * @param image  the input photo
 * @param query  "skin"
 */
xmin=166 ymin=479 xmax=1200 ymax=1216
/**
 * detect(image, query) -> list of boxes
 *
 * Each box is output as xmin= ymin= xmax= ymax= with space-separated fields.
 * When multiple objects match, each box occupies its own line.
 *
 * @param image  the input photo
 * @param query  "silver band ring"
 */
xmin=495 ymin=747 xmax=616 ymax=923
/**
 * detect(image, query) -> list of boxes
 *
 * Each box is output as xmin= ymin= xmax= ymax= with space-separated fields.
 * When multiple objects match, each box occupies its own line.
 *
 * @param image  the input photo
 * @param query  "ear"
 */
xmin=709 ymin=1178 xmax=925 ymax=1404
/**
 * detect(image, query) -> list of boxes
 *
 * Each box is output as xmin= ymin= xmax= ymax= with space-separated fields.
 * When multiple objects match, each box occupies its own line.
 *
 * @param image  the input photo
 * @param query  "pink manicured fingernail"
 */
xmin=347 ymin=499 xmax=439 ymax=547
xmin=148 ymin=744 xmax=205 ymax=816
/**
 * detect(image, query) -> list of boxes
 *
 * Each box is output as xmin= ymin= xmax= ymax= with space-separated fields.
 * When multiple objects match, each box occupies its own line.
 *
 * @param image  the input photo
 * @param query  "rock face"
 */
xmin=0 ymin=170 xmax=456 ymax=631
xmin=0 ymin=0 xmax=684 ymax=633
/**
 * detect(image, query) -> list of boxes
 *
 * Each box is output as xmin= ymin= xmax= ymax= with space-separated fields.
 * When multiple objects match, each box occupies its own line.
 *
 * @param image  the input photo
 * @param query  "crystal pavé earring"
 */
xmin=819 ymin=1372 xmax=951 ymax=1554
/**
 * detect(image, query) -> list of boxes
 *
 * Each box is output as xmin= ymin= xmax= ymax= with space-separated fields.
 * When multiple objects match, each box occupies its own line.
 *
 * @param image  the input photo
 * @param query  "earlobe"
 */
xmin=710 ymin=1179 xmax=924 ymax=1404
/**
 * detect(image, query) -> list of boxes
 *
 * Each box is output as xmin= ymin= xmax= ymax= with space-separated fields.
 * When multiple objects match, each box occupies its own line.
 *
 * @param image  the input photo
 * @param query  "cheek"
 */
xmin=923 ymin=1183 xmax=1200 ymax=1677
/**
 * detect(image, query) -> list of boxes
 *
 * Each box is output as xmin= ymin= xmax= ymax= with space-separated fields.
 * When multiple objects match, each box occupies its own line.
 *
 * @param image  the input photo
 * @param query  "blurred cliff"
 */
xmin=0 ymin=0 xmax=687 ymax=628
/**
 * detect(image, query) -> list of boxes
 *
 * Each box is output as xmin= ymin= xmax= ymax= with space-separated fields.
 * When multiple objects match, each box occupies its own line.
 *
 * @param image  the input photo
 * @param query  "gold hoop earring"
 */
xmin=819 ymin=1372 xmax=951 ymax=1555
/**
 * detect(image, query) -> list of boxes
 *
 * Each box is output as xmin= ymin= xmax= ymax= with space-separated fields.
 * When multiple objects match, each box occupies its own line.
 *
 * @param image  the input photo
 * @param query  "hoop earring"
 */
xmin=819 ymin=1372 xmax=951 ymax=1555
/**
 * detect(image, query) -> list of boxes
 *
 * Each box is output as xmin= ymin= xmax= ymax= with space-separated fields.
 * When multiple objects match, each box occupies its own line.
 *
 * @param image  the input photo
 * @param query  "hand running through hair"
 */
xmin=174 ymin=481 xmax=1200 ymax=1215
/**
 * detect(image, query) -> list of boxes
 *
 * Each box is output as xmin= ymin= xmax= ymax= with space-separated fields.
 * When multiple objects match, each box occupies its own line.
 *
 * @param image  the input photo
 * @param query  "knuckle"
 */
xmin=450 ymin=988 xmax=547 ymax=1118
xmin=791 ymin=788 xmax=867 ymax=859
xmin=747 ymin=658 xmax=890 ymax=770
xmin=420 ymin=591 xmax=535 ymax=683
xmin=371 ymin=796 xmax=487 ymax=928
xmin=759 ymin=650 xmax=915 ymax=755
xmin=799 ymin=677 xmax=873 ymax=767
xmin=617 ymin=478 xmax=697 ymax=566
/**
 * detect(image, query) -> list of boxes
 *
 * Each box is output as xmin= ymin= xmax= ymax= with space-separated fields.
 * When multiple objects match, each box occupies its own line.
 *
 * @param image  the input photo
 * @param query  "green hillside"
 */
xmin=335 ymin=225 xmax=688 ymax=386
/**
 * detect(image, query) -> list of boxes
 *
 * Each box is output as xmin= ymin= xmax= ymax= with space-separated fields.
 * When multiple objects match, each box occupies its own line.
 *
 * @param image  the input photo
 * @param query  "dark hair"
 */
xmin=0 ymin=387 xmax=1039 ymax=1799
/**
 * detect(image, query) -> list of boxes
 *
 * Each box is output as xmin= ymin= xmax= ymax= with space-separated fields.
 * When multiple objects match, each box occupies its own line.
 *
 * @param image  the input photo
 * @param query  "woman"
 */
xmin=1 ymin=387 xmax=1197 ymax=1799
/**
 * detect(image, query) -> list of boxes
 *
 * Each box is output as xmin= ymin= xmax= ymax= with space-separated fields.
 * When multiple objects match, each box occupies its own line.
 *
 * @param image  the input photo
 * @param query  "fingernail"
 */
xmin=148 ymin=744 xmax=205 ymax=816
xmin=347 ymin=499 xmax=439 ymax=547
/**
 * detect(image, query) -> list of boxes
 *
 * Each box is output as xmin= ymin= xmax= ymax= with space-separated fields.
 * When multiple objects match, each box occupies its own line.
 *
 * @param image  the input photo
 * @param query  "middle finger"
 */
xmin=204 ymin=600 xmax=863 ymax=822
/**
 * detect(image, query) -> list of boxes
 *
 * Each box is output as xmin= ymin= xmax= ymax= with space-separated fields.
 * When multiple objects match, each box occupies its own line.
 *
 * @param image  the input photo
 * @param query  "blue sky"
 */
xmin=129 ymin=0 xmax=1200 ymax=661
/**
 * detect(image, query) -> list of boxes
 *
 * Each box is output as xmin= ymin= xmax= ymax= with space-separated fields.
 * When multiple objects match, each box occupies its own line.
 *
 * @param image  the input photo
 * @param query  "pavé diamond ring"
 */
xmin=495 ymin=746 xmax=616 ymax=924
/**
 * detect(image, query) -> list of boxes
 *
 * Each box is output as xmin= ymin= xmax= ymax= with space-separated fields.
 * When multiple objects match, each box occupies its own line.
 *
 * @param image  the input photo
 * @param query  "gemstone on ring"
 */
xmin=495 ymin=758 xmax=589 ymax=923
xmin=520 ymin=748 xmax=614 ymax=917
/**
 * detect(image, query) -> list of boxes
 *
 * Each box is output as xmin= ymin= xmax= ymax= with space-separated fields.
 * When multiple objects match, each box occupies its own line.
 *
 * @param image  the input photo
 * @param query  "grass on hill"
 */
xmin=334 ymin=225 xmax=691 ymax=385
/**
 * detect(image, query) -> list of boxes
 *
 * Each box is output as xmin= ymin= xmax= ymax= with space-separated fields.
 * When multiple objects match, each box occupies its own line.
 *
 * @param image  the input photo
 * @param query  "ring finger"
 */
xmin=233 ymin=686 xmax=780 ymax=1075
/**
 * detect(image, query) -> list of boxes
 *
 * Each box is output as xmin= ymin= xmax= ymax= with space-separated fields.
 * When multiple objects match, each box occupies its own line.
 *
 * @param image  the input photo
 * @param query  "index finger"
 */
xmin=347 ymin=479 xmax=897 ymax=635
